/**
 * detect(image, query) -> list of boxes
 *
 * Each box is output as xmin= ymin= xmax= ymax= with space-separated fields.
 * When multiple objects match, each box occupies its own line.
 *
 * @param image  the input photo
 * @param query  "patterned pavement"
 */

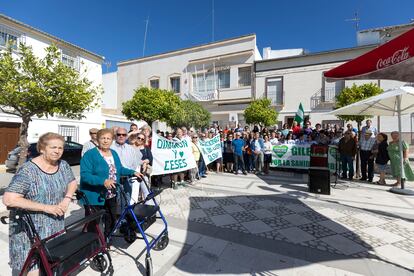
xmin=1 ymin=169 xmax=413 ymax=275
xmin=157 ymin=175 xmax=414 ymax=272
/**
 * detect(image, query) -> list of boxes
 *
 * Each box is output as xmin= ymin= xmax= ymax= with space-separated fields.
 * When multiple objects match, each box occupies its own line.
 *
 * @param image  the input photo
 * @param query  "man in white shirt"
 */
xmin=270 ymin=131 xmax=279 ymax=145
xmin=111 ymin=128 xmax=149 ymax=204
xmin=81 ymin=128 xmax=99 ymax=156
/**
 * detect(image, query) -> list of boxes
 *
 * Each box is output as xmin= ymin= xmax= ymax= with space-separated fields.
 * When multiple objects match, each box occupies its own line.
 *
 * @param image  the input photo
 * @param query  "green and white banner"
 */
xmin=198 ymin=134 xmax=222 ymax=165
xmin=271 ymin=144 xmax=339 ymax=172
xmin=151 ymin=132 xmax=197 ymax=175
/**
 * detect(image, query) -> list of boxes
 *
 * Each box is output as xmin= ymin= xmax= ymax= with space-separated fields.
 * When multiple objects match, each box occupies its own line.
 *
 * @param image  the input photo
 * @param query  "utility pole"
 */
xmin=143 ymin=16 xmax=149 ymax=57
xmin=212 ymin=0 xmax=215 ymax=42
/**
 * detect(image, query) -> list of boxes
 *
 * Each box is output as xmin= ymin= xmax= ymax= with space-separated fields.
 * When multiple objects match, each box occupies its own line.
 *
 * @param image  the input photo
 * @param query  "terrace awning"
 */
xmin=324 ymin=27 xmax=414 ymax=82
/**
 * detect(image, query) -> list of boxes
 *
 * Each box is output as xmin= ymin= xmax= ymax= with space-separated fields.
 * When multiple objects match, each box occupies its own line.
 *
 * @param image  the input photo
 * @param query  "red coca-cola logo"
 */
xmin=376 ymin=47 xmax=410 ymax=70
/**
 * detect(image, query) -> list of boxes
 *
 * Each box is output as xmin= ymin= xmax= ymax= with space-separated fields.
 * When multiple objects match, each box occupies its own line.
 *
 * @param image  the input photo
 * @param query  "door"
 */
xmin=0 ymin=123 xmax=20 ymax=164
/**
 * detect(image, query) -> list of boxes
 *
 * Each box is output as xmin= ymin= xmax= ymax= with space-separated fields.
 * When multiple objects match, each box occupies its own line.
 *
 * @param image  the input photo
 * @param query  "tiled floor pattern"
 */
xmin=158 ymin=185 xmax=414 ymax=270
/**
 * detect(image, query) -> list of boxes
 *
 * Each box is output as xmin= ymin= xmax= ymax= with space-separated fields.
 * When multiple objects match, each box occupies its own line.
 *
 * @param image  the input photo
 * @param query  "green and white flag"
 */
xmin=294 ymin=103 xmax=305 ymax=126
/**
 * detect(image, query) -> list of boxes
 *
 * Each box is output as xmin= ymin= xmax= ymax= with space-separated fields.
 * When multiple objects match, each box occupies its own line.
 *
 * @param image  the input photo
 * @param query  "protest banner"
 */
xmin=197 ymin=134 xmax=222 ymax=165
xmin=151 ymin=132 xmax=197 ymax=175
xmin=271 ymin=143 xmax=338 ymax=172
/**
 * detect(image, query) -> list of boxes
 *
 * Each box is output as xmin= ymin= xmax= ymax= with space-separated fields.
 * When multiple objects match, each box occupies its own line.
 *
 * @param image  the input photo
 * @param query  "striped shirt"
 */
xmin=359 ymin=137 xmax=376 ymax=151
xmin=361 ymin=126 xmax=378 ymax=137
xmin=82 ymin=140 xmax=98 ymax=156
xmin=111 ymin=142 xmax=142 ymax=170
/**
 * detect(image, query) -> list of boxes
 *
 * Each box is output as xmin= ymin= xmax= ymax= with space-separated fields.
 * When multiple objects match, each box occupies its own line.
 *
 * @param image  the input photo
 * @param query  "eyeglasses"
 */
xmin=90 ymin=132 xmax=97 ymax=135
xmin=116 ymin=133 xmax=127 ymax=137
xmin=192 ymin=137 xmax=198 ymax=139
xmin=137 ymin=137 xmax=145 ymax=140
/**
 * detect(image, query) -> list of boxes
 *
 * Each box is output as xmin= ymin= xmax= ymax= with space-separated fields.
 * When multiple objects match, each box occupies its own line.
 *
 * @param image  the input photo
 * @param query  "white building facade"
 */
xmin=114 ymin=34 xmax=261 ymax=128
xmin=254 ymin=46 xmax=410 ymax=141
xmin=0 ymin=14 xmax=104 ymax=163
xmin=254 ymin=23 xmax=414 ymax=142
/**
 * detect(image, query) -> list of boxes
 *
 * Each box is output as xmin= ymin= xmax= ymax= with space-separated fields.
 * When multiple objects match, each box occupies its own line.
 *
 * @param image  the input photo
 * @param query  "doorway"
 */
xmin=285 ymin=116 xmax=309 ymax=128
xmin=0 ymin=122 xmax=20 ymax=164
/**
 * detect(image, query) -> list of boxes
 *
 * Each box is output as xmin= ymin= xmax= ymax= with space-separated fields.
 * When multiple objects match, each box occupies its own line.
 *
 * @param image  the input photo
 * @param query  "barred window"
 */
xmin=61 ymin=50 xmax=80 ymax=71
xmin=0 ymin=26 xmax=22 ymax=50
xmin=58 ymin=125 xmax=79 ymax=142
xmin=238 ymin=66 xmax=251 ymax=87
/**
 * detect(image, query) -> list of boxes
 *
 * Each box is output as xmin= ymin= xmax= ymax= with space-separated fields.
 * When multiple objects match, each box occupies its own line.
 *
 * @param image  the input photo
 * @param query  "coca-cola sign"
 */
xmin=376 ymin=47 xmax=410 ymax=70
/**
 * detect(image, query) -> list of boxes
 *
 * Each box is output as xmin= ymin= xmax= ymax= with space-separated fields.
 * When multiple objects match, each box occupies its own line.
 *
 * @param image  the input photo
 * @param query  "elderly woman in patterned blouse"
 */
xmin=3 ymin=132 xmax=78 ymax=275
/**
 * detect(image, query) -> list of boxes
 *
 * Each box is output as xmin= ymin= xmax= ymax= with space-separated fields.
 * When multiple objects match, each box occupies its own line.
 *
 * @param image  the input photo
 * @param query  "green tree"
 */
xmin=122 ymin=87 xmax=183 ymax=127
xmin=0 ymin=44 xmax=101 ymax=167
xmin=243 ymin=98 xmax=278 ymax=127
xmin=335 ymin=83 xmax=383 ymax=177
xmin=174 ymin=100 xmax=211 ymax=129
xmin=335 ymin=83 xmax=383 ymax=126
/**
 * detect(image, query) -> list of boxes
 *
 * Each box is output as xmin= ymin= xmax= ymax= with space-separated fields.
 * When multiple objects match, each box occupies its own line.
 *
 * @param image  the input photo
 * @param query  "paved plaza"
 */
xmin=0 ymin=169 xmax=414 ymax=275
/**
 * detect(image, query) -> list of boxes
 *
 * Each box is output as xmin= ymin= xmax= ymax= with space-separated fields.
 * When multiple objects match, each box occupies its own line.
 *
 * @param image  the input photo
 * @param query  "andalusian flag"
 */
xmin=294 ymin=103 xmax=305 ymax=126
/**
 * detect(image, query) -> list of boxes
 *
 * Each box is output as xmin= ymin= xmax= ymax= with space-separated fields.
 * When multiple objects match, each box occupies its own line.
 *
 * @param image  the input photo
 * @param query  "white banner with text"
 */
xmin=270 ymin=144 xmax=338 ymax=172
xmin=197 ymin=134 xmax=222 ymax=165
xmin=151 ymin=132 xmax=197 ymax=175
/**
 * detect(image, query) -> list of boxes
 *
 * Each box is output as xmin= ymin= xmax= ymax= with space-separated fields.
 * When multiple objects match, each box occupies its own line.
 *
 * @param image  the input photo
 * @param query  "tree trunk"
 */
xmin=355 ymin=121 xmax=361 ymax=178
xmin=17 ymin=116 xmax=31 ymax=169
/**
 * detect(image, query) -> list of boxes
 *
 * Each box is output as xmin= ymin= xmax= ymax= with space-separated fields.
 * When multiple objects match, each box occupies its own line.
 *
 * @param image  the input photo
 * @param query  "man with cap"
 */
xmin=82 ymin=127 xmax=99 ymax=156
xmin=359 ymin=129 xmax=376 ymax=182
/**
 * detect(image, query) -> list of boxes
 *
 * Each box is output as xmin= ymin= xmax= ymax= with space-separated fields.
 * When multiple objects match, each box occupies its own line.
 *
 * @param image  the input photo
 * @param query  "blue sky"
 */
xmin=1 ymin=0 xmax=414 ymax=72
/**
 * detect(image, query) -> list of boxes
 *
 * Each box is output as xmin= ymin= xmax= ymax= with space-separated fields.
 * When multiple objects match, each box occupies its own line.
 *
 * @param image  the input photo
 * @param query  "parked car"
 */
xmin=5 ymin=141 xmax=83 ymax=170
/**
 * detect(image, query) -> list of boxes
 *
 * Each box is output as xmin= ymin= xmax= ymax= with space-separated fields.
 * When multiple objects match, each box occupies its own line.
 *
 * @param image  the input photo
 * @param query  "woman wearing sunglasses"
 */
xmin=134 ymin=133 xmax=153 ymax=175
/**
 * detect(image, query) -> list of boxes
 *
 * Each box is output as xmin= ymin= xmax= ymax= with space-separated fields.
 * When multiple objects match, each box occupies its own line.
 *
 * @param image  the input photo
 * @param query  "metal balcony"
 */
xmin=310 ymin=87 xmax=338 ymax=110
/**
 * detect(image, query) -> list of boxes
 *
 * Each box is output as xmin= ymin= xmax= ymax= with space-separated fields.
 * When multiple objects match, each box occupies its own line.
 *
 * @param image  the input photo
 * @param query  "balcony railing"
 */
xmin=311 ymin=87 xmax=339 ymax=110
xmin=186 ymin=86 xmax=251 ymax=102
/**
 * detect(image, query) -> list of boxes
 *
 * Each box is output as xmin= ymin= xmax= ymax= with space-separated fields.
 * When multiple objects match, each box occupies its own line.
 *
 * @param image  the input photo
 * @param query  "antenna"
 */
xmin=142 ymin=16 xmax=149 ymax=57
xmin=104 ymin=61 xmax=111 ymax=73
xmin=212 ymin=0 xmax=215 ymax=41
xmin=345 ymin=11 xmax=360 ymax=30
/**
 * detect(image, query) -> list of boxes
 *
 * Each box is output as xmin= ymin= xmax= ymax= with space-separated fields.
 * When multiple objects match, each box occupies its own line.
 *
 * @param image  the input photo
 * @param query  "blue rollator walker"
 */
xmin=107 ymin=176 xmax=168 ymax=276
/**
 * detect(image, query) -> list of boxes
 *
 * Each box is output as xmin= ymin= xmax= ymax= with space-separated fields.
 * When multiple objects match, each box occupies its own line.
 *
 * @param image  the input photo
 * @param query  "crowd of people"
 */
xmin=2 ymin=119 xmax=413 ymax=274
xmin=148 ymin=120 xmax=412 ymax=188
xmin=81 ymin=120 xmax=413 ymax=188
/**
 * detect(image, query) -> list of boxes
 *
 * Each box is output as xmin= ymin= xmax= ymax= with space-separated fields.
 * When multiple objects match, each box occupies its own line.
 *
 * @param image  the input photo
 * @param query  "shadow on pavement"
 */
xmin=172 ymin=185 xmax=413 ymax=275
xmin=60 ymin=173 xmax=413 ymax=275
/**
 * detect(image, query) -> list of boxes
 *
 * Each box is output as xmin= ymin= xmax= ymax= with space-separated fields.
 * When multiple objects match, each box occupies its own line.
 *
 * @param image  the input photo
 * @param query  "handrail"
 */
xmin=65 ymin=209 xmax=106 ymax=232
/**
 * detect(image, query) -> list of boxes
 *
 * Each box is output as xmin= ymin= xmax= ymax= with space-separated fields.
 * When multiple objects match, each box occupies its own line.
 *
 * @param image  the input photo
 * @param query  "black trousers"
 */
xmin=234 ymin=154 xmax=246 ymax=172
xmin=86 ymin=196 xmax=118 ymax=237
xmin=360 ymin=150 xmax=374 ymax=180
